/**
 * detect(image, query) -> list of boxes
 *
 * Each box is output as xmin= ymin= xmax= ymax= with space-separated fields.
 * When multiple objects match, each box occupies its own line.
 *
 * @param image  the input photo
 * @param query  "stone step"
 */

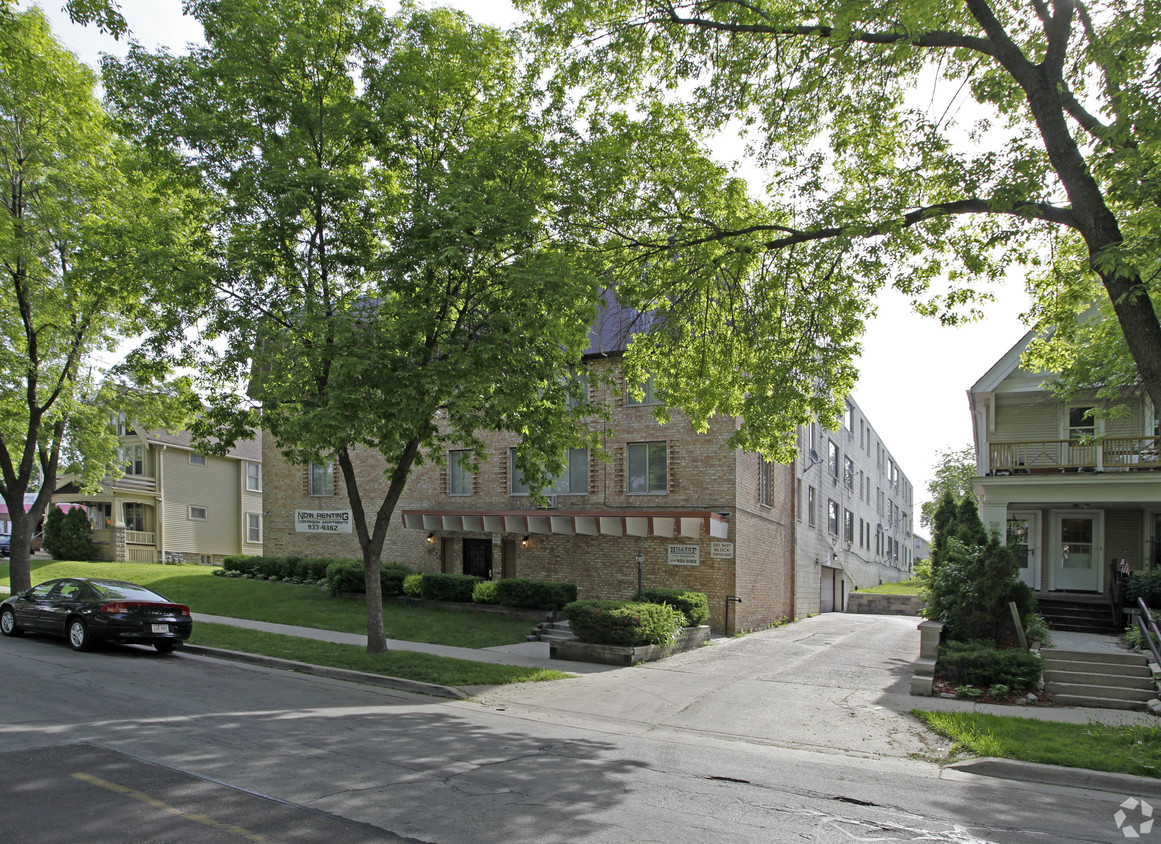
xmin=1049 ymin=693 xmax=1151 ymax=711
xmin=1044 ymin=669 xmax=1153 ymax=689
xmin=1045 ymin=681 xmax=1155 ymax=704
xmin=1040 ymin=648 xmax=1147 ymax=667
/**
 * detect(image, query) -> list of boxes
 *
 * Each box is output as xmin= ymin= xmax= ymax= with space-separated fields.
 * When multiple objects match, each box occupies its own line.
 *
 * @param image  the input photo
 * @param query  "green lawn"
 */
xmin=191 ymin=622 xmax=573 ymax=687
xmin=858 ymin=580 xmax=922 ymax=595
xmin=914 ymin=710 xmax=1161 ymax=778
xmin=0 ymin=559 xmax=535 ymax=648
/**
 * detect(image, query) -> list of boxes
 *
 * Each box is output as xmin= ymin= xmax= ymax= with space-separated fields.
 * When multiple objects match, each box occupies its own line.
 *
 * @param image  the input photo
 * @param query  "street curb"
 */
xmin=181 ymin=644 xmax=468 ymax=700
xmin=947 ymin=757 xmax=1161 ymax=797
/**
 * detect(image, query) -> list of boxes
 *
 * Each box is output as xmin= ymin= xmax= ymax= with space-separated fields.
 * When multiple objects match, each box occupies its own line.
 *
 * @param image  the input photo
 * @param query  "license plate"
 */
xmin=151 ymin=624 xmax=169 ymax=634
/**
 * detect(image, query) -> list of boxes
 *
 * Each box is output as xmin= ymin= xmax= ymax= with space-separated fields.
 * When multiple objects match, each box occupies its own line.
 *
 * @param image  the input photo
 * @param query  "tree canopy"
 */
xmin=0 ymin=8 xmax=195 ymax=592
xmin=516 ymin=0 xmax=1161 ymax=413
xmin=920 ymin=445 xmax=977 ymax=530
xmin=105 ymin=0 xmax=604 ymax=651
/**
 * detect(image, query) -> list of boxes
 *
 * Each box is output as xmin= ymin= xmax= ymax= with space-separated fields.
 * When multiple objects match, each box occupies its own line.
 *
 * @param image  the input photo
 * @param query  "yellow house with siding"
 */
xmin=53 ymin=428 xmax=263 ymax=564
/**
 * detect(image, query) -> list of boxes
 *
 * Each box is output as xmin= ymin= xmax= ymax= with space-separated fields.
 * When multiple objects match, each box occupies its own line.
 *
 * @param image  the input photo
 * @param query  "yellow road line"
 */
xmin=72 ymin=773 xmax=265 ymax=842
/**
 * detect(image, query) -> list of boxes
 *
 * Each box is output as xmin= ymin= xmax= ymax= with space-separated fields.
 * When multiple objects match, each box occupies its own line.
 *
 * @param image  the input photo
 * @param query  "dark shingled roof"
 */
xmin=584 ymin=289 xmax=660 ymax=357
xmin=144 ymin=429 xmax=262 ymax=462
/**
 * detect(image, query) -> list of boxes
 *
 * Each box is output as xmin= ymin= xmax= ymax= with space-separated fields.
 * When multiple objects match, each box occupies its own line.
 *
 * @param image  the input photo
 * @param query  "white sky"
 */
xmin=30 ymin=0 xmax=1037 ymax=532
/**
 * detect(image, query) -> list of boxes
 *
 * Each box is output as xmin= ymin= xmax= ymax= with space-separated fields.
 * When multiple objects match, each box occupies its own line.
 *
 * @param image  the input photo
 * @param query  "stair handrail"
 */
xmin=1136 ymin=597 xmax=1161 ymax=669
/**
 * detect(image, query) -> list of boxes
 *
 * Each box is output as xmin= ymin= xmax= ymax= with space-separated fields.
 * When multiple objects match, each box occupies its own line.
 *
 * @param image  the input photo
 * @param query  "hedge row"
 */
xmin=221 ymin=554 xmax=335 ymax=583
xmin=564 ymin=600 xmax=686 ymax=646
xmin=323 ymin=559 xmax=411 ymax=597
xmin=937 ymin=641 xmax=1043 ymax=690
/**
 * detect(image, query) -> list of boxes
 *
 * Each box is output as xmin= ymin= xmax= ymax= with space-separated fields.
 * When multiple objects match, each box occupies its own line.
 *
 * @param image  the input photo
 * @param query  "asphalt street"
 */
xmin=1 ymin=613 xmax=1157 ymax=842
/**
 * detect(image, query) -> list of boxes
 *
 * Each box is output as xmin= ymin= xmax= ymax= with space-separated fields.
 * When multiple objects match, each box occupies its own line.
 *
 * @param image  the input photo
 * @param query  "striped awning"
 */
xmin=400 ymin=509 xmax=729 ymax=539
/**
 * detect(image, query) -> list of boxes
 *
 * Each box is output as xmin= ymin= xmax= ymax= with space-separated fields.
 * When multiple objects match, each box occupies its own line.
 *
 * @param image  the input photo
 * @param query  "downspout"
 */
xmin=156 ymin=443 xmax=165 ymax=559
xmin=788 ymin=462 xmax=796 ymax=619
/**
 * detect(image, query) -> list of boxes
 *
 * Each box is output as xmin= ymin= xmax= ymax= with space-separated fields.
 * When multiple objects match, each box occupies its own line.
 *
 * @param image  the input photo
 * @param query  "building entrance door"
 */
xmin=1051 ymin=512 xmax=1101 ymax=592
xmin=462 ymin=538 xmax=493 ymax=580
xmin=1006 ymin=512 xmax=1039 ymax=590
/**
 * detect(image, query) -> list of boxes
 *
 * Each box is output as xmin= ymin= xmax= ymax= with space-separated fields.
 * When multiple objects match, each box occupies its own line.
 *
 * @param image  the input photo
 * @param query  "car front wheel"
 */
xmin=0 ymin=607 xmax=22 ymax=637
xmin=67 ymin=618 xmax=92 ymax=651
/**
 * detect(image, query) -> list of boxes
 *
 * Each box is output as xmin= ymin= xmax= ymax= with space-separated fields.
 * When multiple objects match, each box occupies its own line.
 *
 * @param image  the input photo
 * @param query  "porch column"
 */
xmin=979 ymin=501 xmax=1009 ymax=536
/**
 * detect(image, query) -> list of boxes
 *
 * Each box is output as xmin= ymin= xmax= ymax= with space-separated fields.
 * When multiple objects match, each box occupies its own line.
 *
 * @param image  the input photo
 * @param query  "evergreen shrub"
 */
xmin=420 ymin=572 xmax=480 ymax=602
xmin=43 ymin=505 xmax=97 ymax=561
xmin=937 ymin=640 xmax=1042 ymax=689
xmin=493 ymin=578 xmax=577 ymax=610
xmin=563 ymin=600 xmax=686 ymax=646
xmin=402 ymin=573 xmax=423 ymax=597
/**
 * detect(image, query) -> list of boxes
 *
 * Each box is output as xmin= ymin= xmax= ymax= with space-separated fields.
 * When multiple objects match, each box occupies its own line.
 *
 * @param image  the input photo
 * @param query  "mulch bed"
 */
xmin=931 ymin=676 xmax=1052 ymax=706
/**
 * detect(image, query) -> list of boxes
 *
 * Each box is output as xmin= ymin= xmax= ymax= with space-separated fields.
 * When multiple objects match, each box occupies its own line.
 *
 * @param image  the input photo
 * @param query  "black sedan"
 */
xmin=0 ymin=534 xmax=9 ymax=557
xmin=0 ymin=578 xmax=193 ymax=653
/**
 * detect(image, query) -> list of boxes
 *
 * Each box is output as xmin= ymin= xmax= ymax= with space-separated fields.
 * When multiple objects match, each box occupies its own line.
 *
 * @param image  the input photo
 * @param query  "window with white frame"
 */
xmin=627 ymin=442 xmax=667 ymax=493
xmin=625 ymin=374 xmax=660 ymax=406
xmin=246 ymin=462 xmax=262 ymax=492
xmin=844 ymin=401 xmax=854 ymax=431
xmin=247 ymin=512 xmax=262 ymax=543
xmin=449 ymin=450 xmax=473 ymax=496
xmin=1068 ymin=405 xmax=1096 ymax=439
xmin=828 ymin=441 xmax=839 ymax=480
xmin=188 ymin=505 xmax=208 ymax=521
xmin=113 ymin=413 xmax=132 ymax=436
xmin=808 ymin=486 xmax=816 ymax=527
xmin=796 ymin=479 xmax=802 ymax=520
xmin=510 ymin=447 xmax=589 ymax=495
xmin=844 ymin=509 xmax=854 ymax=542
xmin=123 ymin=502 xmax=149 ymax=532
xmin=827 ymin=499 xmax=839 ymax=535
xmin=844 ymin=457 xmax=854 ymax=491
xmin=309 ymin=460 xmax=334 ymax=496
xmin=189 ymin=452 xmax=207 ymax=466
xmin=121 ymin=443 xmax=145 ymax=476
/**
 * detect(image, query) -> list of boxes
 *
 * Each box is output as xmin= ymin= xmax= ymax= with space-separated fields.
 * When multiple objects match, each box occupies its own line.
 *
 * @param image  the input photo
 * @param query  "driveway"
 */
xmin=471 ymin=612 xmax=950 ymax=762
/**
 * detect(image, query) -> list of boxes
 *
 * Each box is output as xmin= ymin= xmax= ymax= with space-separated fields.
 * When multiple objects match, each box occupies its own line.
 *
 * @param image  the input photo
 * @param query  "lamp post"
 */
xmin=635 ymin=550 xmax=644 ymax=598
xmin=725 ymin=595 xmax=742 ymax=635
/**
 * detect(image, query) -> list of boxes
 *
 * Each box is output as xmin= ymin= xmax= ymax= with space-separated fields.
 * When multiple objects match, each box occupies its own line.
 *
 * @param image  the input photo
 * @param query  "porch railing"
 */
xmin=126 ymin=530 xmax=155 ymax=546
xmin=1135 ymin=597 xmax=1161 ymax=669
xmin=989 ymin=435 xmax=1161 ymax=474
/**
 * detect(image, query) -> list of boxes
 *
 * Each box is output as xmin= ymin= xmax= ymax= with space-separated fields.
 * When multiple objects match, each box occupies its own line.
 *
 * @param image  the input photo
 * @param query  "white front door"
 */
xmin=1051 ymin=511 xmax=1102 ymax=592
xmin=1007 ymin=512 xmax=1039 ymax=590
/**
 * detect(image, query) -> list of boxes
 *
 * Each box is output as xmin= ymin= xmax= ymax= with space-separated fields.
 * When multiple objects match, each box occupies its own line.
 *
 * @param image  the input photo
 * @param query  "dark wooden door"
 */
xmin=462 ymin=538 xmax=492 ymax=579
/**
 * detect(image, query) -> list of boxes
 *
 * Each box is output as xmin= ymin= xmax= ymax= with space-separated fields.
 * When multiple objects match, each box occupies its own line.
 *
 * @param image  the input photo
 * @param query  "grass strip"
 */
xmin=913 ymin=709 xmax=1161 ymax=778
xmin=858 ymin=580 xmax=922 ymax=595
xmin=191 ymin=622 xmax=575 ymax=687
xmin=2 ymin=560 xmax=534 ymax=648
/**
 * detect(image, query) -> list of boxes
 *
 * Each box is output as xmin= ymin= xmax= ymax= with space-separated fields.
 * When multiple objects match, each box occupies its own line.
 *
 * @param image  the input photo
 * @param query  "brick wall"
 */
xmin=262 ymin=356 xmax=801 ymax=632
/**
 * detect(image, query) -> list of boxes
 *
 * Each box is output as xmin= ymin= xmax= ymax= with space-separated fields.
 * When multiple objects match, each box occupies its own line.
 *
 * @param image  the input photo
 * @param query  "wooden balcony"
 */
xmin=989 ymin=436 xmax=1161 ymax=474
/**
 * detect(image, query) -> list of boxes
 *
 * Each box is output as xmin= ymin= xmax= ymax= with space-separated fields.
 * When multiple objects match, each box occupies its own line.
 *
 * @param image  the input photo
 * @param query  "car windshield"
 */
xmin=88 ymin=581 xmax=171 ymax=602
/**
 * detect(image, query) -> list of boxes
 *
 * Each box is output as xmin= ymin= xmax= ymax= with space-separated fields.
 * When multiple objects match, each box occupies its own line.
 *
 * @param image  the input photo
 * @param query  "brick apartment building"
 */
xmin=262 ymin=310 xmax=912 ymax=631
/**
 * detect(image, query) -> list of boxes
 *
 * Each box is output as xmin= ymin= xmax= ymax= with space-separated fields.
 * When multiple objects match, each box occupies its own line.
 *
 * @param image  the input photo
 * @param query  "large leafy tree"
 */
xmin=517 ymin=0 xmax=1161 ymax=418
xmin=921 ymin=445 xmax=977 ymax=530
xmin=0 ymin=8 xmax=196 ymax=592
xmin=106 ymin=0 xmax=602 ymax=653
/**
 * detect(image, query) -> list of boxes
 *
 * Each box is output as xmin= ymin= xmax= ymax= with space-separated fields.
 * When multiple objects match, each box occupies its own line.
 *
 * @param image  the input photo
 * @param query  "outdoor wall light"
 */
xmin=426 ymin=532 xmax=435 ymax=543
xmin=521 ymin=535 xmax=530 ymax=547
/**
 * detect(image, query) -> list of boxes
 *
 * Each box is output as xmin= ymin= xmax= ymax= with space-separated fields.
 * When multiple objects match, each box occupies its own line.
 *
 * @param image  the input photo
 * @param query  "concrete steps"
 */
xmin=1038 ymin=598 xmax=1120 ymax=634
xmin=527 ymin=619 xmax=575 ymax=643
xmin=1042 ymin=648 xmax=1157 ymax=710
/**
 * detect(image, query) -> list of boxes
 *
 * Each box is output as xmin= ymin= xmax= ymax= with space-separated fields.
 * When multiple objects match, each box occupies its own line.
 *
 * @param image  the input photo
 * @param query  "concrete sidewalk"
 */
xmin=193 ymin=612 xmax=619 ymax=675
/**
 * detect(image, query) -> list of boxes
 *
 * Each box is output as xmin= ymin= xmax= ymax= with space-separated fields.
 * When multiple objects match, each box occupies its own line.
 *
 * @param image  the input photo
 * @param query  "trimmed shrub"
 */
xmin=420 ymin=572 xmax=481 ymax=602
xmin=564 ymin=600 xmax=686 ymax=646
xmin=937 ymin=640 xmax=1043 ymax=690
xmin=381 ymin=564 xmax=410 ymax=597
xmin=325 ymin=559 xmax=366 ymax=595
xmin=473 ymin=580 xmax=500 ymax=604
xmin=493 ymin=578 xmax=577 ymax=611
xmin=402 ymin=573 xmax=423 ymax=597
xmin=640 ymin=588 xmax=709 ymax=626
